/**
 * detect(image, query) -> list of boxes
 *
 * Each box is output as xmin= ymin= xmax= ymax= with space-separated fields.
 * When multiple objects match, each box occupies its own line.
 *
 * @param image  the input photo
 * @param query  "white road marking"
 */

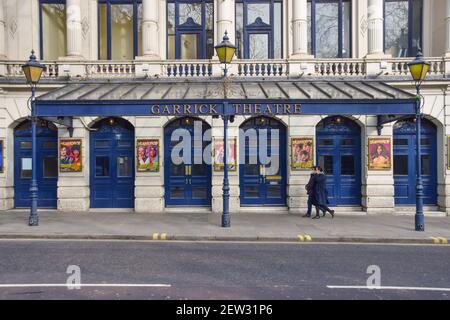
xmin=0 ymin=283 xmax=171 ymax=288
xmin=327 ymin=285 xmax=450 ymax=292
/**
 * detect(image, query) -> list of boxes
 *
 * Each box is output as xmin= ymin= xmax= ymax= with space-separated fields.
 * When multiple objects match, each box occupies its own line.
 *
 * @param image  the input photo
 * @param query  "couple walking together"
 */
xmin=304 ymin=166 xmax=335 ymax=219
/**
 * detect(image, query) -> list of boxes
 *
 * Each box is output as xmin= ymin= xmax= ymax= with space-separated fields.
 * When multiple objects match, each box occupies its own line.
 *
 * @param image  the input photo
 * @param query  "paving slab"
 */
xmin=0 ymin=210 xmax=449 ymax=244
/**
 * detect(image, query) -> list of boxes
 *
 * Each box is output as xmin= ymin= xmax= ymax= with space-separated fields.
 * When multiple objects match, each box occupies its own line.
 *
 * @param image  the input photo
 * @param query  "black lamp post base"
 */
xmin=28 ymin=216 xmax=39 ymax=226
xmin=222 ymin=214 xmax=231 ymax=228
xmin=415 ymin=215 xmax=425 ymax=232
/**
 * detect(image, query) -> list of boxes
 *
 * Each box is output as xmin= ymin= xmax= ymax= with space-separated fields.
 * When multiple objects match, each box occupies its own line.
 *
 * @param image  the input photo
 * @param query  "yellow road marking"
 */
xmin=438 ymin=237 xmax=448 ymax=244
xmin=152 ymin=233 xmax=159 ymax=240
xmin=160 ymin=233 xmax=167 ymax=241
xmin=305 ymin=235 xmax=312 ymax=242
xmin=297 ymin=235 xmax=305 ymax=242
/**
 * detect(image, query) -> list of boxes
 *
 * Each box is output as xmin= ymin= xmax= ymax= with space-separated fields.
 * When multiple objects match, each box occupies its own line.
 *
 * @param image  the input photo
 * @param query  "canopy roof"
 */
xmin=37 ymin=79 xmax=415 ymax=102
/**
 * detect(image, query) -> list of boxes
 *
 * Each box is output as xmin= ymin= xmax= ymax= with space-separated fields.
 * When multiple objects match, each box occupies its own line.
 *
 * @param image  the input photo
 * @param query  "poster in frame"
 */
xmin=59 ymin=139 xmax=82 ymax=172
xmin=137 ymin=139 xmax=160 ymax=172
xmin=291 ymin=137 xmax=314 ymax=170
xmin=368 ymin=136 xmax=392 ymax=170
xmin=214 ymin=138 xmax=237 ymax=172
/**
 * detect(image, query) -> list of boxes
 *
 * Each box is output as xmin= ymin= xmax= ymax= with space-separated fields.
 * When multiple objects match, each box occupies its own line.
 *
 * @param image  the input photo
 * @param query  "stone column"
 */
xmin=367 ymin=0 xmax=384 ymax=57
xmin=291 ymin=0 xmax=308 ymax=58
xmin=57 ymin=119 xmax=90 ymax=212
xmin=363 ymin=116 xmax=395 ymax=214
xmin=66 ymin=0 xmax=83 ymax=57
xmin=0 ymin=0 xmax=6 ymax=58
xmin=445 ymin=0 xmax=450 ymax=56
xmin=135 ymin=117 xmax=164 ymax=213
xmin=217 ymin=0 xmax=235 ymax=44
xmin=141 ymin=0 xmax=160 ymax=58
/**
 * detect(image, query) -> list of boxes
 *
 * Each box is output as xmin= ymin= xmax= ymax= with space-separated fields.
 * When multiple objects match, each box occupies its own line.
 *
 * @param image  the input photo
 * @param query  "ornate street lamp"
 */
xmin=215 ymin=31 xmax=236 ymax=228
xmin=408 ymin=51 xmax=430 ymax=232
xmin=22 ymin=50 xmax=45 ymax=226
xmin=214 ymin=31 xmax=236 ymax=77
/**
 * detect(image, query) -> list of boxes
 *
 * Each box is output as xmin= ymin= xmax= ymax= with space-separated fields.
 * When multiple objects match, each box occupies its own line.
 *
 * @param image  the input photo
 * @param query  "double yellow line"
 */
xmin=152 ymin=233 xmax=168 ymax=241
xmin=297 ymin=234 xmax=313 ymax=242
xmin=430 ymin=237 xmax=448 ymax=244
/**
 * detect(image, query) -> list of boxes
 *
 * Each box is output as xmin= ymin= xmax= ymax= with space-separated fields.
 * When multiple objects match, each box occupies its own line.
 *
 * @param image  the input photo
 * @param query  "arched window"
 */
xmin=307 ymin=0 xmax=351 ymax=58
xmin=235 ymin=0 xmax=283 ymax=59
xmin=98 ymin=0 xmax=142 ymax=60
xmin=384 ymin=0 xmax=423 ymax=57
xmin=167 ymin=0 xmax=214 ymax=60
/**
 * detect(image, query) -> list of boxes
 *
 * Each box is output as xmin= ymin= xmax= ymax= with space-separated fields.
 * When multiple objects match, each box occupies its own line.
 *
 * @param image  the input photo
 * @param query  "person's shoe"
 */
xmin=322 ymin=211 xmax=326 ymax=217
xmin=312 ymin=215 xmax=320 ymax=219
xmin=330 ymin=210 xmax=335 ymax=219
xmin=303 ymin=214 xmax=311 ymax=218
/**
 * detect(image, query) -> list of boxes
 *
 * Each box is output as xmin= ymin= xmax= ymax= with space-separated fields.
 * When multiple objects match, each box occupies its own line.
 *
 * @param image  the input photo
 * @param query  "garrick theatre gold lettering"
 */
xmin=150 ymin=103 xmax=301 ymax=115
xmin=150 ymin=104 xmax=218 ymax=115
xmin=233 ymin=104 xmax=301 ymax=114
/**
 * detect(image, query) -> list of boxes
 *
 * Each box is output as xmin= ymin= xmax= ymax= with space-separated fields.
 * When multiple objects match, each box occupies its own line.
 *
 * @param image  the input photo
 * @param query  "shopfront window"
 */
xmin=99 ymin=0 xmax=142 ymax=60
xmin=235 ymin=0 xmax=282 ymax=59
xmin=384 ymin=0 xmax=422 ymax=57
xmin=167 ymin=0 xmax=214 ymax=59
xmin=39 ymin=1 xmax=67 ymax=60
xmin=307 ymin=0 xmax=351 ymax=58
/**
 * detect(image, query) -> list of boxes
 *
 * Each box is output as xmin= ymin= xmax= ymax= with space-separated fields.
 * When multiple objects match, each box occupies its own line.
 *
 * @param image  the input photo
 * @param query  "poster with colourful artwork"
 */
xmin=60 ymin=139 xmax=82 ymax=172
xmin=214 ymin=138 xmax=237 ymax=171
xmin=137 ymin=139 xmax=159 ymax=172
xmin=368 ymin=137 xmax=391 ymax=170
xmin=291 ymin=137 xmax=314 ymax=170
xmin=0 ymin=140 xmax=3 ymax=173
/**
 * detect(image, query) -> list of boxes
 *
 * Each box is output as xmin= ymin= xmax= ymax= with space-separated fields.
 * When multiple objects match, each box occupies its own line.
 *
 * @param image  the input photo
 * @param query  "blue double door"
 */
xmin=393 ymin=119 xmax=437 ymax=205
xmin=14 ymin=120 xmax=58 ymax=208
xmin=164 ymin=118 xmax=212 ymax=206
xmin=240 ymin=117 xmax=287 ymax=206
xmin=316 ymin=117 xmax=362 ymax=206
xmin=90 ymin=118 xmax=135 ymax=208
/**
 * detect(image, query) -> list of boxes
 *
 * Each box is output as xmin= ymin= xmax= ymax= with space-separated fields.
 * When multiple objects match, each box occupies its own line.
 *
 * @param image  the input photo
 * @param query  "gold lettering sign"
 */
xmin=149 ymin=103 xmax=302 ymax=115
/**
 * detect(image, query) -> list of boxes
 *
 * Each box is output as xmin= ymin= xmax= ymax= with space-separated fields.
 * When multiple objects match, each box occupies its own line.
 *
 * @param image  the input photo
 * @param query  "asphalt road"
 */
xmin=0 ymin=240 xmax=449 ymax=300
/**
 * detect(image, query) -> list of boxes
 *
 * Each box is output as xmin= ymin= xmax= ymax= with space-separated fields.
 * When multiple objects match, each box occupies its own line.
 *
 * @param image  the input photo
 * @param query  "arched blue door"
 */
xmin=239 ymin=116 xmax=287 ymax=206
xmin=316 ymin=117 xmax=362 ymax=206
xmin=90 ymin=118 xmax=135 ymax=208
xmin=393 ymin=118 xmax=437 ymax=205
xmin=14 ymin=119 xmax=58 ymax=208
xmin=164 ymin=117 xmax=212 ymax=206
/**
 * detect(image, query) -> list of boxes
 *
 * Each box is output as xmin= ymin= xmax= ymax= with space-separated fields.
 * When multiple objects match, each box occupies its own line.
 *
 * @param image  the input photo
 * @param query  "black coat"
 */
xmin=312 ymin=173 xmax=329 ymax=206
xmin=305 ymin=173 xmax=316 ymax=195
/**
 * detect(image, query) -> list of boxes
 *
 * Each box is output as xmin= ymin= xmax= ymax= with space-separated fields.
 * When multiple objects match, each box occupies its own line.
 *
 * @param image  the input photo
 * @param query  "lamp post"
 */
xmin=215 ymin=31 xmax=236 ymax=228
xmin=408 ymin=51 xmax=430 ymax=232
xmin=22 ymin=50 xmax=45 ymax=226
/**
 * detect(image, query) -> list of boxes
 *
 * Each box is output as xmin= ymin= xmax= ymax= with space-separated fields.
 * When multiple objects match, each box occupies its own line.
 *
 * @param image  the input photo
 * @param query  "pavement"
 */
xmin=0 ymin=209 xmax=450 ymax=244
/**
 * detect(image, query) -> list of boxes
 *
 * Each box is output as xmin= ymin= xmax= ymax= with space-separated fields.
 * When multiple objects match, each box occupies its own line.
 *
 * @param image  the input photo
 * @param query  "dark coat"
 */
xmin=305 ymin=173 xmax=316 ymax=195
xmin=312 ymin=173 xmax=329 ymax=206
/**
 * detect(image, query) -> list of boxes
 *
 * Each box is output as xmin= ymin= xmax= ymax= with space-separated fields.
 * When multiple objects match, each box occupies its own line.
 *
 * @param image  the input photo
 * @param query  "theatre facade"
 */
xmin=0 ymin=0 xmax=450 ymax=216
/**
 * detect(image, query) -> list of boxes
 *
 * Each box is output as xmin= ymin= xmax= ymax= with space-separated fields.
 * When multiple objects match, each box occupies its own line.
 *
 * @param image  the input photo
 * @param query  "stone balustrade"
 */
xmin=0 ymin=57 xmax=448 ymax=80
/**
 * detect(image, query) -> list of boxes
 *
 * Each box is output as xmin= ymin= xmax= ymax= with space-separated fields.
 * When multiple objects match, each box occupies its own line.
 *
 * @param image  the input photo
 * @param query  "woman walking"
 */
xmin=311 ymin=166 xmax=335 ymax=219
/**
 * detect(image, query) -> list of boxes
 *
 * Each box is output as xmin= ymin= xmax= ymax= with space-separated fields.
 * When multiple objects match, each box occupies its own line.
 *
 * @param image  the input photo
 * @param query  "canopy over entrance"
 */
xmin=35 ymin=79 xmax=416 ymax=117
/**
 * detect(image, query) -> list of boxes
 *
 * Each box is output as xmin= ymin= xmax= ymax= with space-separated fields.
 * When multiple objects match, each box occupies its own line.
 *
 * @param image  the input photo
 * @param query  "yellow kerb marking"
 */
xmin=297 ymin=235 xmax=305 ymax=242
xmin=152 ymin=233 xmax=159 ymax=240
xmin=160 ymin=233 xmax=167 ymax=240
xmin=430 ymin=237 xmax=440 ymax=244
xmin=305 ymin=235 xmax=312 ymax=241
xmin=438 ymin=237 xmax=448 ymax=244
